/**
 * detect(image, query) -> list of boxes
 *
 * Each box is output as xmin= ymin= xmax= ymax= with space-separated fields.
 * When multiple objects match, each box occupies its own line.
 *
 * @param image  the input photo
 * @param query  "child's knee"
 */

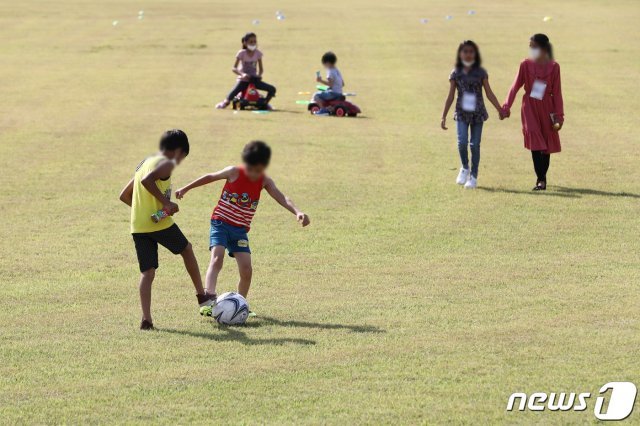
xmin=239 ymin=263 xmax=252 ymax=279
xmin=210 ymin=253 xmax=224 ymax=270
xmin=180 ymin=243 xmax=193 ymax=256
xmin=141 ymin=268 xmax=156 ymax=279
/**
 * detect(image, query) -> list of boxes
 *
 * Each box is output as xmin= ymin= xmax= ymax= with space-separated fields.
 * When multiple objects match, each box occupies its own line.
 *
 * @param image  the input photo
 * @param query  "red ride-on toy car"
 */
xmin=307 ymin=95 xmax=361 ymax=117
xmin=232 ymin=84 xmax=270 ymax=111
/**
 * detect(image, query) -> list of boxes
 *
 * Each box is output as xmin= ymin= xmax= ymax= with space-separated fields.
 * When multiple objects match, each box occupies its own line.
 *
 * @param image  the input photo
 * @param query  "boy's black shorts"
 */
xmin=132 ymin=224 xmax=189 ymax=272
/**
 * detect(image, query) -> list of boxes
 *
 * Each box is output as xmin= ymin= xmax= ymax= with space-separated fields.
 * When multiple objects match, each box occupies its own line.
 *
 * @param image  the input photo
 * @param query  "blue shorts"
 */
xmin=314 ymin=90 xmax=343 ymax=102
xmin=209 ymin=219 xmax=251 ymax=257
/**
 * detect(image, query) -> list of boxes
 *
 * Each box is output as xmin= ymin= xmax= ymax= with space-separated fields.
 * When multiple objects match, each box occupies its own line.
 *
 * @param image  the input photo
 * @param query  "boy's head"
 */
xmin=321 ymin=51 xmax=337 ymax=69
xmin=159 ymin=129 xmax=189 ymax=164
xmin=242 ymin=140 xmax=271 ymax=180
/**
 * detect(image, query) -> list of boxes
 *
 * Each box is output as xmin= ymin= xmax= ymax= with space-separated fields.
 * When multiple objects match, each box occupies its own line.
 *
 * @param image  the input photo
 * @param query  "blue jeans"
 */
xmin=456 ymin=120 xmax=483 ymax=178
xmin=209 ymin=220 xmax=251 ymax=257
xmin=313 ymin=90 xmax=343 ymax=102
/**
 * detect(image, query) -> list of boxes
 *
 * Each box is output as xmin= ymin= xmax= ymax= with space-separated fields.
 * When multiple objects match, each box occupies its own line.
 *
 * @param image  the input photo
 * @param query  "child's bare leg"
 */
xmin=180 ymin=243 xmax=205 ymax=295
xmin=206 ymin=246 xmax=225 ymax=295
xmin=234 ymin=252 xmax=252 ymax=298
xmin=139 ymin=268 xmax=155 ymax=321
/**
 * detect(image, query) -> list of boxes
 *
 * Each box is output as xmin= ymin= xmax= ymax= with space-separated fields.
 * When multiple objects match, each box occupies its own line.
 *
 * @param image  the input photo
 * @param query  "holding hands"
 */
xmin=498 ymin=106 xmax=510 ymax=120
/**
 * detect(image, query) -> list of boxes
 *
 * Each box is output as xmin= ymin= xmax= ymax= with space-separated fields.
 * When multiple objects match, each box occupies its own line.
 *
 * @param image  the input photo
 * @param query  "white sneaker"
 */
xmin=456 ymin=168 xmax=470 ymax=185
xmin=464 ymin=176 xmax=477 ymax=189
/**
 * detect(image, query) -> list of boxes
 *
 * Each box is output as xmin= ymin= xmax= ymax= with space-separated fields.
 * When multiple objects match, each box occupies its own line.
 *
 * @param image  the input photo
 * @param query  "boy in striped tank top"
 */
xmin=175 ymin=141 xmax=310 ymax=305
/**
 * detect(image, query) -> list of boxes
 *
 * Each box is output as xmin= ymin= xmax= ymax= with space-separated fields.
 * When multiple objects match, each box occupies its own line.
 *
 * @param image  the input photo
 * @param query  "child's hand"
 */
xmin=164 ymin=201 xmax=179 ymax=215
xmin=440 ymin=118 xmax=448 ymax=130
xmin=297 ymin=212 xmax=310 ymax=227
xmin=175 ymin=188 xmax=188 ymax=199
xmin=316 ymin=76 xmax=322 ymax=83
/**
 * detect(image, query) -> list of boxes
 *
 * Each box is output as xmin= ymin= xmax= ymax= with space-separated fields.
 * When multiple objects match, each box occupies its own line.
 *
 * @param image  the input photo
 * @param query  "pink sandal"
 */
xmin=216 ymin=100 xmax=230 ymax=109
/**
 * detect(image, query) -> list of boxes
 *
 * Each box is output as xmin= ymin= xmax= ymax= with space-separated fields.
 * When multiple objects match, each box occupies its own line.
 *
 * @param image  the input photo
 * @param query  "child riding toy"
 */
xmin=307 ymin=85 xmax=360 ymax=117
xmin=232 ymin=84 xmax=271 ymax=111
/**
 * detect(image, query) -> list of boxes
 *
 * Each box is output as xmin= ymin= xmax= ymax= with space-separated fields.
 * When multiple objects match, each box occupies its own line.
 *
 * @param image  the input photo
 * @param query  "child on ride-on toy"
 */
xmin=216 ymin=32 xmax=277 ymax=110
xmin=313 ymin=51 xmax=344 ymax=114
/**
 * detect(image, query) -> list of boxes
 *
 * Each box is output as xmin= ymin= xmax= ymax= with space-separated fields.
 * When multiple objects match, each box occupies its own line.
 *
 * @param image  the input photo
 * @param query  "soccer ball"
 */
xmin=213 ymin=292 xmax=249 ymax=325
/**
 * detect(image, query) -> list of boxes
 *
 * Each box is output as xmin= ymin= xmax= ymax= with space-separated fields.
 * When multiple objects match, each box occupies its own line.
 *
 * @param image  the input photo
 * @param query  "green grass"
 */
xmin=1 ymin=0 xmax=639 ymax=423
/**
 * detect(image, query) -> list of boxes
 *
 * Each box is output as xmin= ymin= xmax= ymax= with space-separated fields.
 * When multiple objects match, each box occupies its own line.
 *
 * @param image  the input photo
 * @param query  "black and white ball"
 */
xmin=213 ymin=292 xmax=249 ymax=325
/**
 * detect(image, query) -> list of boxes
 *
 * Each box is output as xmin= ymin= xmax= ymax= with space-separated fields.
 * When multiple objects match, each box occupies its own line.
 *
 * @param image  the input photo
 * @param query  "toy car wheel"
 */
xmin=309 ymin=105 xmax=321 ymax=114
xmin=335 ymin=106 xmax=347 ymax=117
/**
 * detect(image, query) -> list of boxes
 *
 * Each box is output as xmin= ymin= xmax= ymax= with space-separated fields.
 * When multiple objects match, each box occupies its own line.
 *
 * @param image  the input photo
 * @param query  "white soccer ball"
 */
xmin=213 ymin=292 xmax=249 ymax=325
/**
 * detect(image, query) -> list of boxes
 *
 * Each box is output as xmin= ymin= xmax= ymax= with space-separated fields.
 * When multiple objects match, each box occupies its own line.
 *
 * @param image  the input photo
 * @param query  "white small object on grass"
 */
xmin=138 ymin=15 xmax=143 ymax=20
xmin=112 ymin=20 xmax=119 ymax=26
xmin=419 ymin=18 xmax=428 ymax=24
xmin=543 ymin=16 xmax=552 ymax=22
xmin=252 ymin=19 xmax=260 ymax=25
xmin=138 ymin=10 xmax=144 ymax=16
xmin=468 ymin=10 xmax=476 ymax=15
xmin=445 ymin=15 xmax=453 ymax=20
xmin=276 ymin=14 xmax=285 ymax=20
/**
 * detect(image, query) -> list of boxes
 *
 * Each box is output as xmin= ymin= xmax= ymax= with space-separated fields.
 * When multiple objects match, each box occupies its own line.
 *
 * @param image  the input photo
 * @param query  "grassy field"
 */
xmin=1 ymin=0 xmax=639 ymax=423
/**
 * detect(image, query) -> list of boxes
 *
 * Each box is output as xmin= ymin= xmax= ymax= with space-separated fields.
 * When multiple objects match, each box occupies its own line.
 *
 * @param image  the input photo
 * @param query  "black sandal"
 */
xmin=532 ymin=181 xmax=547 ymax=191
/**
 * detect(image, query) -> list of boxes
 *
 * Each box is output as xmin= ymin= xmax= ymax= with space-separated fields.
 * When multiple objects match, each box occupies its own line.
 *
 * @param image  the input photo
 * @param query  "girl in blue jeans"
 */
xmin=441 ymin=40 xmax=503 ymax=189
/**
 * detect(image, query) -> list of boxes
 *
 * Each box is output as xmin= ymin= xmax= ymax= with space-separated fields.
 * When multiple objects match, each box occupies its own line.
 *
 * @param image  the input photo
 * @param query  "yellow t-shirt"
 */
xmin=131 ymin=155 xmax=174 ymax=233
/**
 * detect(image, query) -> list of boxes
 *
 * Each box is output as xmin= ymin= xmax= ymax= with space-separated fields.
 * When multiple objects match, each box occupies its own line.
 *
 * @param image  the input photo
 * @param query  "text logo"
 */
xmin=507 ymin=382 xmax=637 ymax=421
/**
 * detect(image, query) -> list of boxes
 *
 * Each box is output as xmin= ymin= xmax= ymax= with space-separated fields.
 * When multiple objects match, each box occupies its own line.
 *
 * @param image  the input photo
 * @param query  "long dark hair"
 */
xmin=531 ymin=33 xmax=554 ymax=59
xmin=455 ymin=40 xmax=482 ymax=69
xmin=241 ymin=32 xmax=257 ymax=49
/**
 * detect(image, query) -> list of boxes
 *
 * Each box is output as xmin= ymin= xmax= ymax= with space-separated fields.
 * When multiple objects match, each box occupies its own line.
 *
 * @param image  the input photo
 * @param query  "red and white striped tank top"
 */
xmin=211 ymin=167 xmax=264 ymax=231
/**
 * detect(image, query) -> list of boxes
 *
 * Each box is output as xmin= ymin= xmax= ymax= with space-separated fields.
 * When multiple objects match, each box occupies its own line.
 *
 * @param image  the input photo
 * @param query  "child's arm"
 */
xmin=441 ymin=80 xmax=456 ymax=130
xmin=142 ymin=160 xmax=179 ymax=214
xmin=264 ymin=177 xmax=310 ymax=227
xmin=482 ymin=78 xmax=504 ymax=118
xmin=258 ymin=59 xmax=264 ymax=77
xmin=502 ymin=61 xmax=525 ymax=116
xmin=551 ymin=64 xmax=564 ymax=130
xmin=232 ymin=58 xmax=243 ymax=77
xmin=176 ymin=166 xmax=237 ymax=199
xmin=119 ymin=178 xmax=134 ymax=207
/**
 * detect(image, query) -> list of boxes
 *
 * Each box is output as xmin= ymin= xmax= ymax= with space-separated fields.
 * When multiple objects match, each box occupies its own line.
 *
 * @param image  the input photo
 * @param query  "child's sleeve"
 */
xmin=449 ymin=69 xmax=456 ymax=81
xmin=502 ymin=61 xmax=525 ymax=113
xmin=552 ymin=63 xmax=564 ymax=122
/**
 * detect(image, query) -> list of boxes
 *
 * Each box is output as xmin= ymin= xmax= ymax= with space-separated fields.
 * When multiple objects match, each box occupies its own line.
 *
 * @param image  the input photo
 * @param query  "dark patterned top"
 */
xmin=449 ymin=66 xmax=489 ymax=123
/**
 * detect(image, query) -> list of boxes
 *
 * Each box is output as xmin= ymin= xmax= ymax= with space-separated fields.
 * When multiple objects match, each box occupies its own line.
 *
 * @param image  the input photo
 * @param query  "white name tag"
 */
xmin=462 ymin=92 xmax=477 ymax=112
xmin=530 ymin=80 xmax=547 ymax=100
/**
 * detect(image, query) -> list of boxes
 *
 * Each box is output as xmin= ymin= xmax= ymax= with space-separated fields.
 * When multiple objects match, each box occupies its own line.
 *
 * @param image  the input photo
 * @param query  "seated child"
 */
xmin=216 ymin=32 xmax=277 ymax=109
xmin=175 ymin=141 xmax=310 ymax=306
xmin=313 ymin=51 xmax=345 ymax=113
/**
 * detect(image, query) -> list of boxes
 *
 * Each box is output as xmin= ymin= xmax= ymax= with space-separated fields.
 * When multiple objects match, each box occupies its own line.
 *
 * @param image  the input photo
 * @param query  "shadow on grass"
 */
xmin=255 ymin=316 xmax=385 ymax=334
xmin=552 ymin=186 xmax=640 ymax=199
xmin=158 ymin=317 xmax=384 ymax=346
xmin=159 ymin=327 xmax=316 ymax=346
xmin=477 ymin=187 xmax=578 ymax=198
xmin=478 ymin=185 xmax=640 ymax=199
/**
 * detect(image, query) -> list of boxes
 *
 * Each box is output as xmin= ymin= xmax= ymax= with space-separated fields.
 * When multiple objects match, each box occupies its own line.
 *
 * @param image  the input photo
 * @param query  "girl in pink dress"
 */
xmin=502 ymin=34 xmax=564 ymax=191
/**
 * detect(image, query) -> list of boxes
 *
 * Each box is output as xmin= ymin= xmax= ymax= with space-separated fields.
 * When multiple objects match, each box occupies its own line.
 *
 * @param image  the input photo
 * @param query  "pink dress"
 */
xmin=503 ymin=59 xmax=564 ymax=154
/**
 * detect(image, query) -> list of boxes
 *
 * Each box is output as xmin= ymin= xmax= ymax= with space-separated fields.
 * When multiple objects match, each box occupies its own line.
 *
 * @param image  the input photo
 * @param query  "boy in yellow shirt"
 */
xmin=119 ymin=130 xmax=215 ymax=330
